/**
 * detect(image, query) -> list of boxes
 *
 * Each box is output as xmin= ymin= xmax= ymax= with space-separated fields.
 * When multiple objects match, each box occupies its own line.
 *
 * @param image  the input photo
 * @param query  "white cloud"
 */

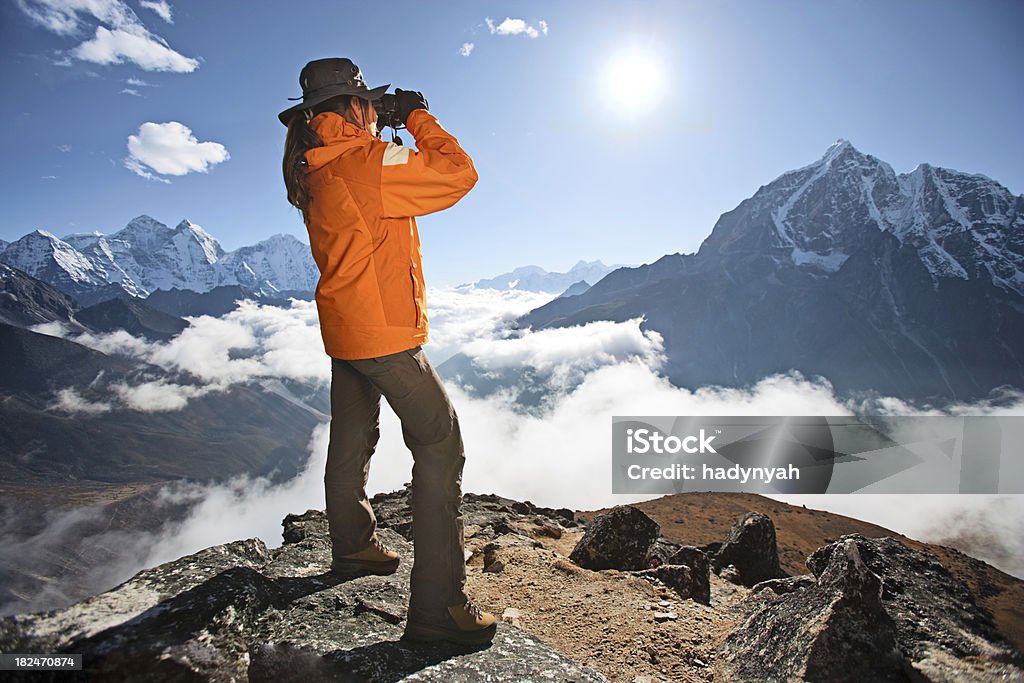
xmin=426 ymin=286 xmax=554 ymax=364
xmin=49 ymin=387 xmax=112 ymax=415
xmin=139 ymin=423 xmax=332 ymax=568
xmin=459 ymin=42 xmax=474 ymax=57
xmin=139 ymin=0 xmax=172 ymax=23
xmin=28 ymin=321 xmax=73 ymax=338
xmin=14 ymin=0 xmax=86 ymax=35
xmin=126 ymin=77 xmax=152 ymax=87
xmin=14 ymin=0 xmax=196 ymax=72
xmin=40 ymin=286 xmax=1024 ymax=582
xmin=125 ymin=121 xmax=229 ymax=180
xmin=120 ymin=87 xmax=140 ymax=96
xmin=40 ymin=175 xmax=58 ymax=180
xmin=67 ymin=299 xmax=327 ymax=387
xmin=57 ymin=144 xmax=72 ymax=152
xmin=462 ymin=315 xmax=663 ymax=372
xmin=73 ymin=26 xmax=198 ymax=72
xmin=124 ymin=157 xmax=170 ymax=183
xmin=485 ymin=16 xmax=549 ymax=39
xmin=110 ymin=379 xmax=214 ymax=412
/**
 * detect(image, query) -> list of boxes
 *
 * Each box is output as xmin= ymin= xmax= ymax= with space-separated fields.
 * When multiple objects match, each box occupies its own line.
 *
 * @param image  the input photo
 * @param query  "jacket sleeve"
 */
xmin=379 ymin=109 xmax=479 ymax=218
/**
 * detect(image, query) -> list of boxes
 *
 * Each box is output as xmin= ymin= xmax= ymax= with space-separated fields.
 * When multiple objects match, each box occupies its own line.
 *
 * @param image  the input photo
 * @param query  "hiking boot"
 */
xmin=402 ymin=598 xmax=498 ymax=645
xmin=330 ymin=535 xmax=400 ymax=575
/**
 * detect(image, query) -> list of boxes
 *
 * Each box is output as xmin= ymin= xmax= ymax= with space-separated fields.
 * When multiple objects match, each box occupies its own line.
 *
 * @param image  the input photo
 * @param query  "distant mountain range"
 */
xmin=1 ymin=259 xmax=316 ymax=340
xmin=469 ymin=260 xmax=626 ymax=293
xmin=516 ymin=140 xmax=1024 ymax=405
xmin=0 ymin=215 xmax=319 ymax=305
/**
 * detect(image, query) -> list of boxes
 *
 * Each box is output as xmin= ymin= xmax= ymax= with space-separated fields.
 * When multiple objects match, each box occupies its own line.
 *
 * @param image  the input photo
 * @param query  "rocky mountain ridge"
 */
xmin=0 ymin=216 xmax=319 ymax=303
xmin=1 ymin=488 xmax=1020 ymax=682
xmin=519 ymin=140 xmax=1024 ymax=405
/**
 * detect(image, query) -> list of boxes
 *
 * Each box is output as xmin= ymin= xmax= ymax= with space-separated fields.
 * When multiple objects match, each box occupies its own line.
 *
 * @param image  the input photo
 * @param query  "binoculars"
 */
xmin=374 ymin=93 xmax=403 ymax=131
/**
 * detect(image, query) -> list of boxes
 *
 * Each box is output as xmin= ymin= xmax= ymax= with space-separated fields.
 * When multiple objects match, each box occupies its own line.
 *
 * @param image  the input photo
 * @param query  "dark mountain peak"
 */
xmin=0 ymin=262 xmax=85 ymax=330
xmin=558 ymin=279 xmax=592 ymax=298
xmin=75 ymin=296 xmax=189 ymax=342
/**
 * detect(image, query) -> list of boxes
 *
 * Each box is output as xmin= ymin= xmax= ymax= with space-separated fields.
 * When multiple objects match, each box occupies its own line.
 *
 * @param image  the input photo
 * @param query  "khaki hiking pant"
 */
xmin=326 ymin=345 xmax=468 ymax=613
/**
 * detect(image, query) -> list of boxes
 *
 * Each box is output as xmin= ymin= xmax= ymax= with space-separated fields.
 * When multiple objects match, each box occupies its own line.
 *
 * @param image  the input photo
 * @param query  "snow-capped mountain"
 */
xmin=0 ymin=230 xmax=113 ymax=298
xmin=0 ymin=216 xmax=319 ymax=303
xmin=216 ymin=233 xmax=319 ymax=294
xmin=470 ymin=260 xmax=626 ymax=293
xmin=697 ymin=139 xmax=1024 ymax=294
xmin=520 ymin=140 xmax=1024 ymax=405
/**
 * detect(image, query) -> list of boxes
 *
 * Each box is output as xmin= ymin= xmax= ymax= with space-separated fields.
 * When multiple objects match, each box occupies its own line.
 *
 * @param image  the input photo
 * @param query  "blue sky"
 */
xmin=1 ymin=0 xmax=1022 ymax=286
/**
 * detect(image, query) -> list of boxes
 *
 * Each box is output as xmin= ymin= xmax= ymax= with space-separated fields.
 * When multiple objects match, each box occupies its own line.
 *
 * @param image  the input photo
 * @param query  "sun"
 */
xmin=602 ymin=48 xmax=666 ymax=113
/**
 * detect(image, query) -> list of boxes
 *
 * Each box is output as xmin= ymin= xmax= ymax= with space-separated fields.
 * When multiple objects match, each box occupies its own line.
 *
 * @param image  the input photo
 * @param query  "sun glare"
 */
xmin=602 ymin=48 xmax=666 ymax=114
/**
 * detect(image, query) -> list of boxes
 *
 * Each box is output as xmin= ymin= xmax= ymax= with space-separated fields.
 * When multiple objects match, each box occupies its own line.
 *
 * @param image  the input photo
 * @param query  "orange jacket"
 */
xmin=302 ymin=108 xmax=478 ymax=360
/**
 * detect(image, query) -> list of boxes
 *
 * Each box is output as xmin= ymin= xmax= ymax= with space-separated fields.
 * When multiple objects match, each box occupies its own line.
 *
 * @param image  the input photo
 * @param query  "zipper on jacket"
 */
xmin=410 ymin=266 xmax=423 ymax=329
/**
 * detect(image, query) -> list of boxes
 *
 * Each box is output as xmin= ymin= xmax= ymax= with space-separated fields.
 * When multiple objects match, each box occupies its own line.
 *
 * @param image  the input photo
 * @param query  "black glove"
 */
xmin=395 ymin=88 xmax=428 ymax=125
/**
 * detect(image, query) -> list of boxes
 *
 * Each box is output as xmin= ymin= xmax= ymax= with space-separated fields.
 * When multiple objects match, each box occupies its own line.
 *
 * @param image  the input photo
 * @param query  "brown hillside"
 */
xmin=577 ymin=492 xmax=1024 ymax=655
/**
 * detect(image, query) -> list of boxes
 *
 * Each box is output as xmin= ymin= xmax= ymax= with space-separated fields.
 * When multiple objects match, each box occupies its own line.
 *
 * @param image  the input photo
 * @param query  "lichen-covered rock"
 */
xmin=809 ymin=535 xmax=1024 ymax=681
xmin=569 ymin=506 xmax=661 ymax=571
xmin=714 ymin=537 xmax=910 ymax=682
xmin=643 ymin=537 xmax=683 ymax=568
xmin=634 ymin=546 xmax=711 ymax=605
xmin=715 ymin=535 xmax=1024 ymax=682
xmin=0 ymin=512 xmax=608 ymax=682
xmin=713 ymin=511 xmax=786 ymax=587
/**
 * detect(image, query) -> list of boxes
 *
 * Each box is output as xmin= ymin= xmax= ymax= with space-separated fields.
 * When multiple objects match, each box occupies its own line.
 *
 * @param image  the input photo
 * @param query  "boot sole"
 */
xmin=330 ymin=557 xmax=400 ymax=576
xmin=401 ymin=621 xmax=497 ymax=645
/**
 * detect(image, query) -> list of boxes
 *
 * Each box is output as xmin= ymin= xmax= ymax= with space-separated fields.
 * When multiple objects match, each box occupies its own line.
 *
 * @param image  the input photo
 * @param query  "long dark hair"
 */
xmin=282 ymin=94 xmax=364 ymax=222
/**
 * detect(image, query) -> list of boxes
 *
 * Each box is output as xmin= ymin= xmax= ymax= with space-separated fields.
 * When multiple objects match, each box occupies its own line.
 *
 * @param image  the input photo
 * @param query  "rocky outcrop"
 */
xmin=714 ymin=534 xmax=1024 ymax=682
xmin=368 ymin=486 xmax=579 ymax=547
xmin=0 ymin=501 xmax=606 ymax=682
xmin=712 ymin=511 xmax=787 ymax=586
xmin=1 ymin=486 xmax=1019 ymax=683
xmin=808 ymin=535 xmax=1023 ymax=681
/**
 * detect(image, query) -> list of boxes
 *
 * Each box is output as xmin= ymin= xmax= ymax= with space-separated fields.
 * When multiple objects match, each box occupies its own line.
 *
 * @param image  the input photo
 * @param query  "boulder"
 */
xmin=0 ymin=513 xmax=608 ymax=682
xmin=712 ymin=512 xmax=786 ymax=586
xmin=569 ymin=506 xmax=661 ymax=571
xmin=643 ymin=537 xmax=683 ymax=568
xmin=714 ymin=537 xmax=911 ymax=682
xmin=634 ymin=546 xmax=711 ymax=605
xmin=809 ymin=535 xmax=1024 ymax=680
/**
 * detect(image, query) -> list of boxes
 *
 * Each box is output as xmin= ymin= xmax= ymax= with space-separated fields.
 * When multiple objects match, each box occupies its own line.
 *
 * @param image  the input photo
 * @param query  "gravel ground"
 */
xmin=464 ymin=519 xmax=751 ymax=683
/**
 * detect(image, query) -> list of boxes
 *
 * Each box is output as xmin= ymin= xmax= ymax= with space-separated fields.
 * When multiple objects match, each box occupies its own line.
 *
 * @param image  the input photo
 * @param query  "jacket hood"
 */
xmin=303 ymin=111 xmax=376 ymax=171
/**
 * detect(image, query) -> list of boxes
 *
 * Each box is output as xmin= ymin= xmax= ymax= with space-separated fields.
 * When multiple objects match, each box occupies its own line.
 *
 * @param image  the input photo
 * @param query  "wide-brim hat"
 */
xmin=278 ymin=57 xmax=389 ymax=126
